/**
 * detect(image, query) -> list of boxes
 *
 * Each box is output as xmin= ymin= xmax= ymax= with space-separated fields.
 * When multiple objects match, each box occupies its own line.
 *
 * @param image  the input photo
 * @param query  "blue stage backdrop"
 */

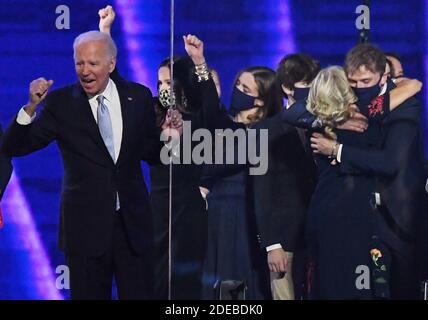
xmin=0 ymin=0 xmax=425 ymax=299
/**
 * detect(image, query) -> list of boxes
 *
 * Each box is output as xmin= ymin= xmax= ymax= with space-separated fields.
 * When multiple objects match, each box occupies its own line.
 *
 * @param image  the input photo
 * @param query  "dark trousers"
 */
xmin=66 ymin=213 xmax=153 ymax=300
xmin=375 ymin=206 xmax=419 ymax=300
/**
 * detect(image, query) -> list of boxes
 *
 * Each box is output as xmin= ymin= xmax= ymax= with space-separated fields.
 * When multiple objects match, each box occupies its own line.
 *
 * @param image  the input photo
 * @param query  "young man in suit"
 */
xmin=253 ymin=54 xmax=320 ymax=300
xmin=0 ymin=31 xmax=168 ymax=299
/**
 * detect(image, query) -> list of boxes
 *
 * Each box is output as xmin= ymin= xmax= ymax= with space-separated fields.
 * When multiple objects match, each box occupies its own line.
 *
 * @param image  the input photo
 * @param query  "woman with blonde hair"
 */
xmin=306 ymin=66 xmax=357 ymax=139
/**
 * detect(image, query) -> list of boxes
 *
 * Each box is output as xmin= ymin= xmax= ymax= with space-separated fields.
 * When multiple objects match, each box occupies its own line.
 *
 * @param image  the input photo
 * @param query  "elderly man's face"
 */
xmin=74 ymin=41 xmax=115 ymax=96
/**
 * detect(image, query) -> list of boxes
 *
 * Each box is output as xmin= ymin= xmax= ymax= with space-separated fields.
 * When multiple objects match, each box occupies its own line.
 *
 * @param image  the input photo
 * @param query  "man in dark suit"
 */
xmin=0 ymin=31 xmax=163 ymax=299
xmin=252 ymin=54 xmax=320 ymax=300
xmin=253 ymin=114 xmax=315 ymax=300
xmin=339 ymin=100 xmax=426 ymax=299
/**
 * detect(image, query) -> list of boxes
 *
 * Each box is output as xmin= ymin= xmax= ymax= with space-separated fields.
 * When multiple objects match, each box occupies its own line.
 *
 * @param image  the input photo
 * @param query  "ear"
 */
xmin=380 ymin=72 xmax=388 ymax=87
xmin=281 ymin=84 xmax=293 ymax=97
xmin=108 ymin=57 xmax=117 ymax=74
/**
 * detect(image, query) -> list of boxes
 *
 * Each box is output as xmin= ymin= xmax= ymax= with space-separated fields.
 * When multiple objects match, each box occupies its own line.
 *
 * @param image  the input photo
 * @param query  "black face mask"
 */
xmin=293 ymin=87 xmax=310 ymax=101
xmin=353 ymin=75 xmax=383 ymax=107
xmin=229 ymin=86 xmax=257 ymax=116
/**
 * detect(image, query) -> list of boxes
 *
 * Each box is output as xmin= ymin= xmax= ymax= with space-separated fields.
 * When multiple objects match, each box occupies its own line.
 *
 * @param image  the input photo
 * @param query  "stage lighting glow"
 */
xmin=2 ymin=174 xmax=63 ymax=300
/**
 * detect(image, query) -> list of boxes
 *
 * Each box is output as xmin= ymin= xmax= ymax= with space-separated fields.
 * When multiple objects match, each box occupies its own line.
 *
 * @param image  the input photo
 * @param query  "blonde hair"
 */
xmin=306 ymin=66 xmax=357 ymax=139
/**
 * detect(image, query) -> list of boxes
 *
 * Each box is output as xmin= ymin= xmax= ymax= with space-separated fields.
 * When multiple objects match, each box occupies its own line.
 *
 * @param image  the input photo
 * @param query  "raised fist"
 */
xmin=183 ymin=34 xmax=205 ymax=65
xmin=99 ymin=5 xmax=116 ymax=34
xmin=27 ymin=77 xmax=54 ymax=111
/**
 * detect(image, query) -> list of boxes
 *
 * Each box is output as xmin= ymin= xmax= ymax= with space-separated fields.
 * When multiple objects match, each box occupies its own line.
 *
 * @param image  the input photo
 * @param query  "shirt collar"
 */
xmin=89 ymin=78 xmax=114 ymax=104
xmin=379 ymin=81 xmax=387 ymax=96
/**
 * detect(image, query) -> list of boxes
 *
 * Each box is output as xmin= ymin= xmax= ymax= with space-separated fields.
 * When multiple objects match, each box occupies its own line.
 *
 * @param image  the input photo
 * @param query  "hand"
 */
xmin=183 ymin=34 xmax=205 ymax=65
xmin=161 ymin=108 xmax=183 ymax=138
xmin=26 ymin=78 xmax=54 ymax=116
xmin=393 ymin=76 xmax=410 ymax=84
xmin=199 ymin=186 xmax=210 ymax=199
xmin=267 ymin=248 xmax=288 ymax=273
xmin=99 ymin=5 xmax=115 ymax=34
xmin=337 ymin=117 xmax=368 ymax=132
xmin=337 ymin=105 xmax=368 ymax=132
xmin=311 ymin=132 xmax=338 ymax=156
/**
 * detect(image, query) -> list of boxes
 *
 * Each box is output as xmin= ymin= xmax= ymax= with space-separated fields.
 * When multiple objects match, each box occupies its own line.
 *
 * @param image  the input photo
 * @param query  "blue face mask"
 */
xmin=353 ymin=75 xmax=382 ymax=107
xmin=229 ymin=86 xmax=257 ymax=116
xmin=293 ymin=87 xmax=310 ymax=101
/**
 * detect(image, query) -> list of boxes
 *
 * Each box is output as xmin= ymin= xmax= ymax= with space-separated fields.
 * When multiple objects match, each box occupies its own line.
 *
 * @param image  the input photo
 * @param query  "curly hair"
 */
xmin=276 ymin=53 xmax=321 ymax=92
xmin=306 ymin=66 xmax=357 ymax=139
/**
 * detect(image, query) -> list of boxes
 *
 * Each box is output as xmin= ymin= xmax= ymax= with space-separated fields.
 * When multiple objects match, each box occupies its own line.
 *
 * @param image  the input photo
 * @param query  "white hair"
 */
xmin=73 ymin=31 xmax=117 ymax=60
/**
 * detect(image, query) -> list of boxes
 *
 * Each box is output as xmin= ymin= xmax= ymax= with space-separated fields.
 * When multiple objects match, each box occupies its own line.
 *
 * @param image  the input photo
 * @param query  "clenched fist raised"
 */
xmin=183 ymin=34 xmax=205 ymax=65
xmin=25 ymin=77 xmax=54 ymax=116
xmin=99 ymin=5 xmax=116 ymax=35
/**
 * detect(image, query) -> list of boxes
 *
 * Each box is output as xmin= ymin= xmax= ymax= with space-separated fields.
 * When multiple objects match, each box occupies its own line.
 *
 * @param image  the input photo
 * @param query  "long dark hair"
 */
xmin=155 ymin=56 xmax=201 ymax=126
xmin=233 ymin=66 xmax=281 ymax=125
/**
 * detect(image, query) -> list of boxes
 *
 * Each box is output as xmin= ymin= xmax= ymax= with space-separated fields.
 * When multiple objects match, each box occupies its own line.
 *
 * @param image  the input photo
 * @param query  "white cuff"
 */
xmin=425 ymin=178 xmax=428 ymax=194
xmin=164 ymin=141 xmax=180 ymax=158
xmin=336 ymin=144 xmax=343 ymax=163
xmin=17 ymin=107 xmax=36 ymax=125
xmin=374 ymin=192 xmax=382 ymax=206
xmin=266 ymin=243 xmax=282 ymax=252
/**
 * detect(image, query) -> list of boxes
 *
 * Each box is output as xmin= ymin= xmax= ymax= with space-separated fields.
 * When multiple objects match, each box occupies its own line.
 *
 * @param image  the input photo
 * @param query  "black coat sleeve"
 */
xmin=0 ymin=94 xmax=59 ymax=157
xmin=195 ymin=77 xmax=237 ymax=131
xmin=253 ymin=116 xmax=307 ymax=252
xmin=0 ymin=126 xmax=12 ymax=201
xmin=281 ymin=100 xmax=317 ymax=129
xmin=138 ymin=86 xmax=163 ymax=165
xmin=340 ymin=119 xmax=419 ymax=177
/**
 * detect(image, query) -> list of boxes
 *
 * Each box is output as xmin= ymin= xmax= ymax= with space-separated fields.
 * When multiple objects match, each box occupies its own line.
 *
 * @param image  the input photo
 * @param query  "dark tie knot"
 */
xmin=97 ymin=95 xmax=105 ymax=105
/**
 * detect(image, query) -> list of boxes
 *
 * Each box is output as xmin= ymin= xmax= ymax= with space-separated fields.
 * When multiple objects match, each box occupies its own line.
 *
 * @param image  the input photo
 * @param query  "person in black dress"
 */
xmin=150 ymin=56 xmax=208 ymax=300
xmin=182 ymin=34 xmax=277 ymax=299
xmin=99 ymin=7 xmax=207 ymax=299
